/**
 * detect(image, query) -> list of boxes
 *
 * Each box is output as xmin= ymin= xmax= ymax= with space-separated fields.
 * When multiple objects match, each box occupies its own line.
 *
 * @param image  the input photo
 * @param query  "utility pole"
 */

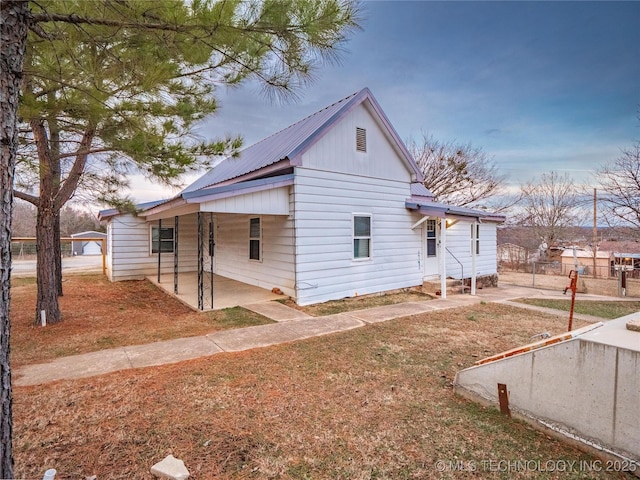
xmin=593 ymin=188 xmax=598 ymax=278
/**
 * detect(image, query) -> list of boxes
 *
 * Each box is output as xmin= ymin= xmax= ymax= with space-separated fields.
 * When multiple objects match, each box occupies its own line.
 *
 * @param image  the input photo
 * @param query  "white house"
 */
xmin=99 ymin=88 xmax=505 ymax=308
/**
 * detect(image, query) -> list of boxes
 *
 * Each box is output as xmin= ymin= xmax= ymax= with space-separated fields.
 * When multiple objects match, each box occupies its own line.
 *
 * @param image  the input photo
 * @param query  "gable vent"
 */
xmin=356 ymin=127 xmax=367 ymax=152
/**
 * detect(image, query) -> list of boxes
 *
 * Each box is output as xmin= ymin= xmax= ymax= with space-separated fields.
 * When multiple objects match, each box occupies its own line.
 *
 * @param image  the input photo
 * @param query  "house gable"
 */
xmin=182 ymin=88 xmax=421 ymax=195
xmin=298 ymin=100 xmax=415 ymax=182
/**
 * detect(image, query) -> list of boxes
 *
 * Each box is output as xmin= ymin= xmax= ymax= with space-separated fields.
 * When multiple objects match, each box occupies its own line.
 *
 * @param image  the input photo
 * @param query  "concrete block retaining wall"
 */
xmin=454 ymin=315 xmax=640 ymax=464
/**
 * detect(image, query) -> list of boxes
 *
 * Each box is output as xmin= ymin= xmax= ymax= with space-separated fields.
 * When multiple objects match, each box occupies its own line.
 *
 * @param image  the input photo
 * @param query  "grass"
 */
xmin=278 ymin=289 xmax=433 ymax=316
xmin=10 ymin=276 xmax=636 ymax=479
xmin=514 ymin=298 xmax=640 ymax=319
xmin=11 ymin=278 xmax=635 ymax=478
xmin=10 ymin=275 xmax=274 ymax=366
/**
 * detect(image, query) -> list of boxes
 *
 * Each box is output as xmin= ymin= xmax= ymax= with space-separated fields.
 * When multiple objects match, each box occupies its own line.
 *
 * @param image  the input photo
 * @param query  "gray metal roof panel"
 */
xmin=183 ymin=89 xmax=363 ymax=193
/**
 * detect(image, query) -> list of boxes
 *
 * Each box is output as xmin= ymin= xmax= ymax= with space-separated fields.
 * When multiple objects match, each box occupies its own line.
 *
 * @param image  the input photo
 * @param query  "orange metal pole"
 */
xmin=565 ymin=270 xmax=578 ymax=331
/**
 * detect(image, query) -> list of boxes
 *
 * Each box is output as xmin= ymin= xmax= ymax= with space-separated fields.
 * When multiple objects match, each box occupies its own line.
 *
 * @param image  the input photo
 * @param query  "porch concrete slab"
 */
xmin=207 ymin=322 xmax=309 ymax=352
xmin=150 ymin=273 xmax=286 ymax=311
xmin=347 ymin=302 xmax=437 ymax=324
xmin=124 ymin=336 xmax=223 ymax=368
xmin=242 ymin=301 xmax=313 ymax=322
xmin=14 ymin=349 xmax=132 ymax=386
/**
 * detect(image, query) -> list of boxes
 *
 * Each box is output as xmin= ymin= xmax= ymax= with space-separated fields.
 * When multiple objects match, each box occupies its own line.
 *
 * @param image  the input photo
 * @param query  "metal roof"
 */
xmin=405 ymin=199 xmax=506 ymax=223
xmin=614 ymin=253 xmax=640 ymax=259
xmin=183 ymin=87 xmax=421 ymax=193
xmin=410 ymin=183 xmax=435 ymax=198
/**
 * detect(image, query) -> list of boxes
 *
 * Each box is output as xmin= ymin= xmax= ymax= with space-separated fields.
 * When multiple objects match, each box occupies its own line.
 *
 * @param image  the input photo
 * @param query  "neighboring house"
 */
xmin=99 ymin=88 xmax=505 ymax=308
xmin=70 ymin=230 xmax=107 ymax=255
xmin=497 ymin=242 xmax=530 ymax=267
xmin=560 ymin=248 xmax=613 ymax=276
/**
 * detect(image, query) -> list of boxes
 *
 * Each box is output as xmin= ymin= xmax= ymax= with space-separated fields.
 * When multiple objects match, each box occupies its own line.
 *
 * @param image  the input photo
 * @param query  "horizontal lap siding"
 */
xmin=213 ymin=212 xmax=295 ymax=296
xmin=202 ymin=186 xmax=290 ymax=214
xmin=445 ymin=221 xmax=498 ymax=279
xmin=108 ymin=213 xmax=198 ymax=281
xmin=293 ymin=169 xmax=422 ymax=305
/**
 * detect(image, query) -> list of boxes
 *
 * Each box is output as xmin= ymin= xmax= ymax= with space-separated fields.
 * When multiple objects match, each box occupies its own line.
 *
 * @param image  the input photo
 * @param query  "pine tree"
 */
xmin=14 ymin=0 xmax=361 ymax=324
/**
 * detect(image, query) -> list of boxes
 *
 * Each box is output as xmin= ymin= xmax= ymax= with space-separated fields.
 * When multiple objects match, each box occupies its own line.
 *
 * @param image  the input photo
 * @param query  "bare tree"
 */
xmin=517 ymin=171 xmax=585 ymax=259
xmin=597 ymin=141 xmax=640 ymax=236
xmin=407 ymin=133 xmax=506 ymax=207
xmin=59 ymin=207 xmax=101 ymax=237
xmin=11 ymin=200 xmax=36 ymax=237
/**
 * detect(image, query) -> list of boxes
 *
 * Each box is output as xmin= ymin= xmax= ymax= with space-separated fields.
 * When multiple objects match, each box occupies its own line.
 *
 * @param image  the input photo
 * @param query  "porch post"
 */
xmin=440 ymin=217 xmax=447 ymax=299
xmin=209 ymin=212 xmax=214 ymax=308
xmin=197 ymin=212 xmax=204 ymax=310
xmin=157 ymin=218 xmax=162 ymax=283
xmin=173 ymin=216 xmax=179 ymax=294
xmin=471 ymin=222 xmax=477 ymax=295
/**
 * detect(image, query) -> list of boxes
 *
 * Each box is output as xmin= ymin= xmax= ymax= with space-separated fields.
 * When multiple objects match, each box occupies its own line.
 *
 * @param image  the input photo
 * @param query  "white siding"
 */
xmin=107 ymin=213 xmax=198 ymax=281
xmin=201 ymin=186 xmax=291 ymax=214
xmin=213 ymin=212 xmax=296 ymax=296
xmin=300 ymin=103 xmax=413 ymax=182
xmin=444 ymin=221 xmax=498 ymax=279
xmin=293 ymin=168 xmax=423 ymax=306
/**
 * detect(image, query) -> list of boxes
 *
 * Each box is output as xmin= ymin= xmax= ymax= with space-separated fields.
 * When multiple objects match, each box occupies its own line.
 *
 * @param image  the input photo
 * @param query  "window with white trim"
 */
xmin=426 ymin=219 xmax=437 ymax=257
xmin=353 ymin=215 xmax=371 ymax=259
xmin=356 ymin=127 xmax=367 ymax=152
xmin=151 ymin=226 xmax=174 ymax=254
xmin=471 ymin=224 xmax=480 ymax=254
xmin=249 ymin=217 xmax=261 ymax=261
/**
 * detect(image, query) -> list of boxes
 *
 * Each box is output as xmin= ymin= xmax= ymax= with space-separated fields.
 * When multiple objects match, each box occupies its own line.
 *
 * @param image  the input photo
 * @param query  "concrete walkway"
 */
xmin=13 ymin=283 xmax=631 ymax=387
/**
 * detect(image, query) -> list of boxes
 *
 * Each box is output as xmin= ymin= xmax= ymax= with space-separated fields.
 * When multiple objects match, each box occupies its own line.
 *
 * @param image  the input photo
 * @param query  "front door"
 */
xmin=423 ymin=219 xmax=439 ymax=279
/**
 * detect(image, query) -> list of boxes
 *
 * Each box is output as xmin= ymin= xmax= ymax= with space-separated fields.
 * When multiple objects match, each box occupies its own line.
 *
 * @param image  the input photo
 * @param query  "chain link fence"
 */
xmin=499 ymin=261 xmax=640 ymax=298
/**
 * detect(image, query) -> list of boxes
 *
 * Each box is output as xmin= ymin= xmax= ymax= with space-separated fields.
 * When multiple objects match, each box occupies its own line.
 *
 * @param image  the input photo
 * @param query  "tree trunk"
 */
xmin=50 ymin=121 xmax=64 ymax=296
xmin=54 ymin=213 xmax=63 ymax=296
xmin=0 ymin=1 xmax=28 ymax=477
xmin=36 ymin=205 xmax=62 ymax=324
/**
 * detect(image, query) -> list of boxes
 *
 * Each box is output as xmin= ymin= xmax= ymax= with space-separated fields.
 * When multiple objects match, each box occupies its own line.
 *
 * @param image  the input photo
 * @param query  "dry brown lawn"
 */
xmin=10 ymin=275 xmax=273 ymax=367
xmin=11 ymin=277 xmax=633 ymax=479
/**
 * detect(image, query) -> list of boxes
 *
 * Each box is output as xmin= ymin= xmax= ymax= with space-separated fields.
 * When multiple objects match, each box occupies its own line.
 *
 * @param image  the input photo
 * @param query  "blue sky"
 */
xmin=133 ymin=1 xmax=640 ymax=201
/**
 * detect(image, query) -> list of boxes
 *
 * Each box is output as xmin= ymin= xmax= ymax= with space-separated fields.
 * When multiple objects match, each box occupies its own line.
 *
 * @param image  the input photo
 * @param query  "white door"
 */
xmin=423 ymin=219 xmax=439 ymax=279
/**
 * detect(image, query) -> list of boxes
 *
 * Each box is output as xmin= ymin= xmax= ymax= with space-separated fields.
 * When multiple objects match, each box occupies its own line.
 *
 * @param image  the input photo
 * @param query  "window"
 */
xmin=471 ymin=224 xmax=480 ymax=255
xmin=426 ymin=219 xmax=437 ymax=257
xmin=356 ymin=127 xmax=367 ymax=152
xmin=249 ymin=217 xmax=261 ymax=261
xmin=353 ymin=215 xmax=371 ymax=259
xmin=151 ymin=226 xmax=174 ymax=254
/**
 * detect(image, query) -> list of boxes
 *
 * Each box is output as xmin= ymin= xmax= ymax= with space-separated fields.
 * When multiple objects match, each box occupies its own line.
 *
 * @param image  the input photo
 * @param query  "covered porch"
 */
xmin=148 ymin=272 xmax=286 ymax=311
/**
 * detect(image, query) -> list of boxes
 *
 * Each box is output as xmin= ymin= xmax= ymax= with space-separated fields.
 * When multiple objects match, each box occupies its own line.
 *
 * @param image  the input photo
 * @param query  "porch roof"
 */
xmin=405 ymin=199 xmax=506 ymax=223
xmin=141 ymin=174 xmax=295 ymax=219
